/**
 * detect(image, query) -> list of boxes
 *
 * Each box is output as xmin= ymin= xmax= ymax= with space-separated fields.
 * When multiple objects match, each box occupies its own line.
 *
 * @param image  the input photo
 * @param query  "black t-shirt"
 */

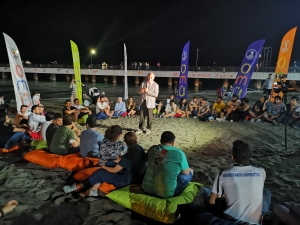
xmin=118 ymin=144 xmax=147 ymax=183
xmin=46 ymin=123 xmax=58 ymax=147
xmin=0 ymin=124 xmax=15 ymax=148
xmin=62 ymin=106 xmax=77 ymax=115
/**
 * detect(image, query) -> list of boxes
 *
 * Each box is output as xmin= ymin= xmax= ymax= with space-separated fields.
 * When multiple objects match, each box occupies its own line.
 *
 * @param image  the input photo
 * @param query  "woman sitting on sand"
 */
xmin=63 ymin=132 xmax=147 ymax=197
xmin=98 ymin=125 xmax=127 ymax=164
xmin=249 ymin=96 xmax=269 ymax=122
xmin=176 ymin=98 xmax=187 ymax=118
xmin=126 ymin=97 xmax=137 ymax=117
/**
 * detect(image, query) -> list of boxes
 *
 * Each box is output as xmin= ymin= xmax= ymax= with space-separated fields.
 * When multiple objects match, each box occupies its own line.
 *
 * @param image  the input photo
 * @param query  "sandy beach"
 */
xmin=1 ymin=91 xmax=300 ymax=225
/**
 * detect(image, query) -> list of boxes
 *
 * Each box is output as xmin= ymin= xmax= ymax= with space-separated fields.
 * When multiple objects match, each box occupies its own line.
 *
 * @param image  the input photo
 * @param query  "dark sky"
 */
xmin=0 ymin=0 xmax=300 ymax=67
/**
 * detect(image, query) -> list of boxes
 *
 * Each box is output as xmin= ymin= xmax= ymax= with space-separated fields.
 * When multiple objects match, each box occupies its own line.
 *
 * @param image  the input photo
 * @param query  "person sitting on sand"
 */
xmin=289 ymin=102 xmax=300 ymax=129
xmin=73 ymin=98 xmax=92 ymax=117
xmin=63 ymin=131 xmax=146 ymax=197
xmin=263 ymin=96 xmax=285 ymax=125
xmin=199 ymin=96 xmax=210 ymax=108
xmin=49 ymin=115 xmax=81 ymax=155
xmin=176 ymin=98 xmax=187 ymax=118
xmin=46 ymin=113 xmax=63 ymax=147
xmin=212 ymin=96 xmax=226 ymax=118
xmin=98 ymin=125 xmax=127 ymax=164
xmin=28 ymin=105 xmax=46 ymax=140
xmin=202 ymin=140 xmax=271 ymax=225
xmin=274 ymin=96 xmax=299 ymax=126
xmin=0 ymin=114 xmax=31 ymax=150
xmin=0 ymin=200 xmax=18 ymax=218
xmin=14 ymin=105 xmax=30 ymax=127
xmin=188 ymin=97 xmax=199 ymax=117
xmin=126 ymin=97 xmax=137 ymax=117
xmin=142 ymin=131 xmax=193 ymax=198
xmin=249 ymin=96 xmax=269 ymax=122
xmin=237 ymin=97 xmax=251 ymax=122
xmin=225 ymin=94 xmax=240 ymax=121
xmin=62 ymin=100 xmax=80 ymax=122
xmin=272 ymin=202 xmax=300 ymax=225
xmin=162 ymin=100 xmax=177 ymax=118
xmin=96 ymin=96 xmax=114 ymax=120
xmin=40 ymin=112 xmax=55 ymax=141
xmin=197 ymin=102 xmax=211 ymax=121
xmin=80 ymin=115 xmax=104 ymax=158
xmin=113 ymin=97 xmax=126 ymax=118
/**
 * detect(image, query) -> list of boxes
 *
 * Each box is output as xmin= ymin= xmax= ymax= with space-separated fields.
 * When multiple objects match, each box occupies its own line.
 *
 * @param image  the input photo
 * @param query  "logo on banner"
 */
xmin=281 ymin=40 xmax=290 ymax=53
xmin=16 ymin=65 xmax=24 ymax=77
xmin=245 ymin=49 xmax=257 ymax=60
xmin=11 ymin=48 xmax=19 ymax=58
xmin=241 ymin=63 xmax=251 ymax=74
xmin=73 ymin=52 xmax=79 ymax=62
xmin=182 ymin=51 xmax=188 ymax=61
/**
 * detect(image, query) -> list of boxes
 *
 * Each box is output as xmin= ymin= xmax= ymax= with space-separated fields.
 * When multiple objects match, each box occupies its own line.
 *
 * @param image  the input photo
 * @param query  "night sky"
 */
xmin=0 ymin=0 xmax=300 ymax=67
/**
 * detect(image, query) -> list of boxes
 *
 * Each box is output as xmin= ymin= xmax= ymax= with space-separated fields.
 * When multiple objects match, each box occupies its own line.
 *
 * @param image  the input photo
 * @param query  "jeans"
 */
xmin=87 ymin=168 xmax=132 ymax=188
xmin=5 ymin=132 xmax=31 ymax=149
xmin=96 ymin=112 xmax=108 ymax=120
xmin=113 ymin=111 xmax=125 ymax=117
xmin=201 ymin=188 xmax=271 ymax=216
xmin=173 ymin=171 xmax=193 ymax=197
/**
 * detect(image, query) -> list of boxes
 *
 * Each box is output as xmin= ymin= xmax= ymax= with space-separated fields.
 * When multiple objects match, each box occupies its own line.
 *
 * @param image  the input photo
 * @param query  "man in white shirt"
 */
xmin=28 ymin=105 xmax=46 ymax=139
xmin=96 ymin=96 xmax=114 ymax=119
xmin=0 ymin=94 xmax=4 ymax=105
xmin=73 ymin=98 xmax=92 ymax=115
xmin=40 ymin=112 xmax=55 ymax=141
xmin=261 ymin=74 xmax=273 ymax=99
xmin=162 ymin=100 xmax=177 ymax=118
xmin=202 ymin=140 xmax=271 ymax=224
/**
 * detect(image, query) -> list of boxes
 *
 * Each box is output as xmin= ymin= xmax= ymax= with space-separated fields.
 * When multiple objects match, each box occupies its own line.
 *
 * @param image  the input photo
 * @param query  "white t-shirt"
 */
xmin=0 ymin=98 xmax=4 ymax=105
xmin=41 ymin=121 xmax=52 ymax=141
xmin=73 ymin=104 xmax=84 ymax=110
xmin=96 ymin=101 xmax=108 ymax=114
xmin=32 ymin=95 xmax=40 ymax=105
xmin=212 ymin=166 xmax=266 ymax=225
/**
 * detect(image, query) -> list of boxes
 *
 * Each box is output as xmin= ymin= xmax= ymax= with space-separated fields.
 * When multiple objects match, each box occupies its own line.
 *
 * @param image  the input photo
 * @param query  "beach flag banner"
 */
xmin=270 ymin=27 xmax=297 ymax=101
xmin=178 ymin=41 xmax=190 ymax=100
xmin=70 ymin=40 xmax=83 ymax=104
xmin=3 ymin=33 xmax=33 ymax=112
xmin=124 ymin=43 xmax=128 ymax=100
xmin=231 ymin=39 xmax=265 ymax=99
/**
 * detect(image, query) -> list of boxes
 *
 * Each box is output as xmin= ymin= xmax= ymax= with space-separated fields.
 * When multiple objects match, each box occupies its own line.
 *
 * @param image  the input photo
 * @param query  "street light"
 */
xmin=90 ymin=49 xmax=96 ymax=65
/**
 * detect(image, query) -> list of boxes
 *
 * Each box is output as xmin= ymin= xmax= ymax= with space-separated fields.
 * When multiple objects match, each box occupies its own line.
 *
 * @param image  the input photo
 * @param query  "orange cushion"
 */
xmin=73 ymin=167 xmax=101 ymax=181
xmin=0 ymin=145 xmax=20 ymax=153
xmin=23 ymin=149 xmax=60 ymax=168
xmin=57 ymin=153 xmax=100 ymax=172
xmin=99 ymin=182 xmax=116 ymax=194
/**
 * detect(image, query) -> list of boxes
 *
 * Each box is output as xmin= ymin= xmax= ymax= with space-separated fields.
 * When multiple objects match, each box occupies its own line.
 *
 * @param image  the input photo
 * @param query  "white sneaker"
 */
xmin=250 ymin=118 xmax=255 ymax=122
xmin=193 ymin=116 xmax=198 ymax=119
xmin=145 ymin=129 xmax=151 ymax=134
xmin=135 ymin=129 xmax=143 ymax=134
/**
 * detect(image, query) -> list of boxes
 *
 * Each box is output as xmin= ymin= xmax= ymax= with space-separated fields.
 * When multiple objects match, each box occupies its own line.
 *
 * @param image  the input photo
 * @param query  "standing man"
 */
xmin=261 ymin=74 xmax=273 ymax=99
xmin=136 ymin=72 xmax=159 ymax=134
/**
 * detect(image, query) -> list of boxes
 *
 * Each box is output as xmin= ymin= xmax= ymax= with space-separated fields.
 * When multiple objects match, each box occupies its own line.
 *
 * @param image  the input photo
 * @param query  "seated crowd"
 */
xmin=0 ymin=92 xmax=299 ymax=224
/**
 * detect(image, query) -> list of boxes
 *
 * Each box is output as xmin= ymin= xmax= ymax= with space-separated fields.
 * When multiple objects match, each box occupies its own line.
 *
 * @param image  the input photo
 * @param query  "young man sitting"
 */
xmin=73 ymin=98 xmax=92 ymax=123
xmin=96 ymin=96 xmax=114 ymax=119
xmin=225 ymin=94 xmax=240 ymax=121
xmin=80 ymin=115 xmax=104 ymax=158
xmin=46 ymin=113 xmax=63 ymax=147
xmin=62 ymin=100 xmax=80 ymax=122
xmin=142 ymin=131 xmax=193 ymax=198
xmin=49 ymin=115 xmax=81 ymax=155
xmin=28 ymin=105 xmax=46 ymax=140
xmin=162 ymin=100 xmax=177 ymax=118
xmin=212 ymin=96 xmax=226 ymax=118
xmin=188 ymin=97 xmax=199 ymax=118
xmin=14 ymin=105 xmax=30 ymax=127
xmin=202 ymin=140 xmax=271 ymax=224
xmin=263 ymin=96 xmax=285 ymax=124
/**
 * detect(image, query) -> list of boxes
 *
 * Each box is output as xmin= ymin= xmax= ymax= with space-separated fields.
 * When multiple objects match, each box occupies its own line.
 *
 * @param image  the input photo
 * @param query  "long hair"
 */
xmin=179 ymin=98 xmax=187 ymax=107
xmin=126 ymin=97 xmax=136 ymax=109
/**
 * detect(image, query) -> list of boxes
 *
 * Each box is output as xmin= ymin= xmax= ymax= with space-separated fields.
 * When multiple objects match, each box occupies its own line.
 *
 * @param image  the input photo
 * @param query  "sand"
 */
xmin=1 ymin=91 xmax=300 ymax=225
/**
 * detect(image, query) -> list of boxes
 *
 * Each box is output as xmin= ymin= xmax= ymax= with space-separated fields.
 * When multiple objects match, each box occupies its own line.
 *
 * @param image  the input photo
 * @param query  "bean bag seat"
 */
xmin=106 ymin=182 xmax=202 ymax=224
xmin=57 ymin=152 xmax=100 ymax=172
xmin=73 ymin=167 xmax=101 ymax=181
xmin=77 ymin=114 xmax=89 ymax=124
xmin=31 ymin=140 xmax=48 ymax=149
xmin=0 ymin=145 xmax=20 ymax=153
xmin=23 ymin=149 xmax=60 ymax=168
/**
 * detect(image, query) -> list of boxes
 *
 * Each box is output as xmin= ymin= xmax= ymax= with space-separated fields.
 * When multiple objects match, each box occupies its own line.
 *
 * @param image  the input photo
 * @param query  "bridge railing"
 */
xmin=1 ymin=63 xmax=300 ymax=73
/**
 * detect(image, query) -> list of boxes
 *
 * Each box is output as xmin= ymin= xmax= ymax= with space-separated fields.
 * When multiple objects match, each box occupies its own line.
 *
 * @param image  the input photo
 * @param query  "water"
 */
xmin=0 ymin=79 xmax=220 ymax=102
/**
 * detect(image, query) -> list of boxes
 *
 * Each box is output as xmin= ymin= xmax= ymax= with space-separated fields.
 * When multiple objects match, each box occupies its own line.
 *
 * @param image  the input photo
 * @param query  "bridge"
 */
xmin=1 ymin=64 xmax=300 ymax=88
